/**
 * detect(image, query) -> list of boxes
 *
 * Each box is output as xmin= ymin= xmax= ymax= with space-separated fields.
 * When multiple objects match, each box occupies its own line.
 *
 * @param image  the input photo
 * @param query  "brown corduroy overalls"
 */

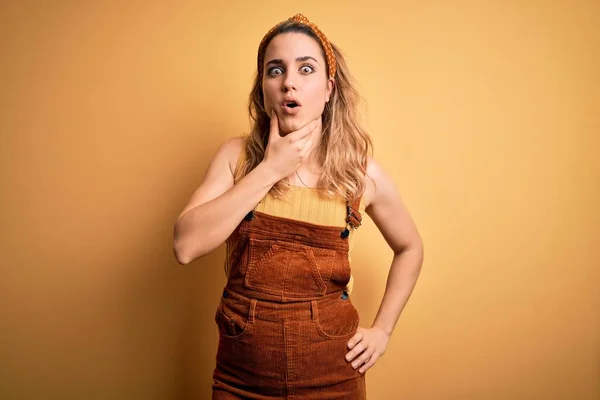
xmin=212 ymin=195 xmax=366 ymax=400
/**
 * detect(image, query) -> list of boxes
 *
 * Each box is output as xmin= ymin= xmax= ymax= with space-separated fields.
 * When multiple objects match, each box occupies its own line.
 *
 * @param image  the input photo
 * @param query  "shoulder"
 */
xmin=363 ymin=157 xmax=422 ymax=253
xmin=365 ymin=156 xmax=385 ymax=182
xmin=363 ymin=157 xmax=392 ymax=209
xmin=218 ymin=135 xmax=247 ymax=177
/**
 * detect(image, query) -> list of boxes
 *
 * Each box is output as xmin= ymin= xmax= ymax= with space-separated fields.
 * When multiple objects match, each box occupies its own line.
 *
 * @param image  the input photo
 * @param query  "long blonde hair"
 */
xmin=236 ymin=20 xmax=373 ymax=204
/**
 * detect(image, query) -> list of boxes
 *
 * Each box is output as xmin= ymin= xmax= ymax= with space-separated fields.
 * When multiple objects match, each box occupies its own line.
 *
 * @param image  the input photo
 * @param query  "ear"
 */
xmin=325 ymin=77 xmax=335 ymax=102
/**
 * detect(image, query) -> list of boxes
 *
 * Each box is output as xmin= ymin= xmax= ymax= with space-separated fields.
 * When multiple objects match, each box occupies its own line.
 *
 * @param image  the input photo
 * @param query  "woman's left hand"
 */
xmin=345 ymin=326 xmax=390 ymax=374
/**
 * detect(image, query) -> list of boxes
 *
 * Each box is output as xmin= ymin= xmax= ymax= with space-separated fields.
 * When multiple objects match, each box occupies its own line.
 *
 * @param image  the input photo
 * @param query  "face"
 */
xmin=262 ymin=32 xmax=334 ymax=135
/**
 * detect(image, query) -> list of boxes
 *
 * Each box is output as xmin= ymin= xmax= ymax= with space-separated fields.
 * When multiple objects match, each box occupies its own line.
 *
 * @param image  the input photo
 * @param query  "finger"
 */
xmin=347 ymin=331 xmax=364 ymax=350
xmin=299 ymin=137 xmax=314 ymax=158
xmin=269 ymin=109 xmax=280 ymax=141
xmin=345 ymin=341 xmax=366 ymax=362
xmin=296 ymin=128 xmax=314 ymax=148
xmin=359 ymin=352 xmax=380 ymax=374
xmin=351 ymin=347 xmax=375 ymax=370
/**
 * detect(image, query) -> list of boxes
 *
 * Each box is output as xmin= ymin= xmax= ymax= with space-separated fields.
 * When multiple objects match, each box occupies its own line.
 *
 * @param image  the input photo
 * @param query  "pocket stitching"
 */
xmin=245 ymin=241 xmax=287 ymax=294
xmin=307 ymin=247 xmax=336 ymax=286
xmin=302 ymin=246 xmax=328 ymax=294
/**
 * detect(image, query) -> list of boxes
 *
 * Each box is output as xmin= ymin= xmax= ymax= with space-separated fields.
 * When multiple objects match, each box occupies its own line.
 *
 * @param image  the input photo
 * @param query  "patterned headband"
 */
xmin=257 ymin=13 xmax=337 ymax=79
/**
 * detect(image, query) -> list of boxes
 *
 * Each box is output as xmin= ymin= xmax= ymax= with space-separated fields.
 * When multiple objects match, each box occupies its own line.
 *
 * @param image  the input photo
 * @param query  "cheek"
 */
xmin=305 ymin=83 xmax=328 ymax=112
xmin=262 ymin=80 xmax=276 ymax=106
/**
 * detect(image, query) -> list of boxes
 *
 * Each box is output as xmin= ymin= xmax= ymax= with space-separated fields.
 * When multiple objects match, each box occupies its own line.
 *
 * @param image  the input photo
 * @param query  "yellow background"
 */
xmin=1 ymin=1 xmax=598 ymax=399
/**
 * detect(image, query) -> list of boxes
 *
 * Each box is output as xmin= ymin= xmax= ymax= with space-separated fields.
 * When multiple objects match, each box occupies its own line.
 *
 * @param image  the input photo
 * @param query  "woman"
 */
xmin=174 ymin=13 xmax=424 ymax=399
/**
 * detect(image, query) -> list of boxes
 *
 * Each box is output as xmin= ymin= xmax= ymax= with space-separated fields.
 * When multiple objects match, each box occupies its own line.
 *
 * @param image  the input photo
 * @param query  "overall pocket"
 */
xmin=244 ymin=238 xmax=336 ymax=297
xmin=314 ymin=296 xmax=360 ymax=339
xmin=214 ymin=298 xmax=251 ymax=339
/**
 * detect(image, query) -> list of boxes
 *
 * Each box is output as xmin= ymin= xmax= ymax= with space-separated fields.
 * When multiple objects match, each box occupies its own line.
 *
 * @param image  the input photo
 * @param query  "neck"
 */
xmin=305 ymin=124 xmax=323 ymax=165
xmin=295 ymin=134 xmax=324 ymax=186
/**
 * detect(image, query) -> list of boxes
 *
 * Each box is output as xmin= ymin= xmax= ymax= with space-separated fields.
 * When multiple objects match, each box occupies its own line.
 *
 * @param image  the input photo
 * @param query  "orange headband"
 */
xmin=257 ymin=13 xmax=337 ymax=79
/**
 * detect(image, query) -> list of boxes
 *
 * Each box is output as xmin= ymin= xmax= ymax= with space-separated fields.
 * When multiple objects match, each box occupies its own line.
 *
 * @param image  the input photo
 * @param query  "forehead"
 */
xmin=263 ymin=32 xmax=325 ymax=63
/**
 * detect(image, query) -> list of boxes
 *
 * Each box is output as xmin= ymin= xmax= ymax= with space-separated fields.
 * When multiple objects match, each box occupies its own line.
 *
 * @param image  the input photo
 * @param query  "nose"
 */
xmin=282 ymin=71 xmax=297 ymax=92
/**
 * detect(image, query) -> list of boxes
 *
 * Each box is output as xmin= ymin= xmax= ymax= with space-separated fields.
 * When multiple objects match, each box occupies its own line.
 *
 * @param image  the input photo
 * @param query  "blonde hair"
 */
xmin=236 ymin=19 xmax=373 ymax=204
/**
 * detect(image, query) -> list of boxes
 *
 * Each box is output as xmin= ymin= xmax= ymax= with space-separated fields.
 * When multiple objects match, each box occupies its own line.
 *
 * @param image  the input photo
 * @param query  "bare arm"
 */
xmin=365 ymin=158 xmax=424 ymax=335
xmin=343 ymin=158 xmax=424 ymax=374
xmin=173 ymin=111 xmax=321 ymax=265
xmin=173 ymin=137 xmax=279 ymax=264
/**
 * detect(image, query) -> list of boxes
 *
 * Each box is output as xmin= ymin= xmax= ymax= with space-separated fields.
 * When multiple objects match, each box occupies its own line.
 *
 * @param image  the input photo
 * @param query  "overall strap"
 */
xmin=341 ymin=195 xmax=363 ymax=238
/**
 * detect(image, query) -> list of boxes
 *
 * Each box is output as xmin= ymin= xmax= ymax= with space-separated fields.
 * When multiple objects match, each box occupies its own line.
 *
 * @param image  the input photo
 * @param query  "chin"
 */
xmin=279 ymin=116 xmax=316 ymax=135
xmin=279 ymin=120 xmax=303 ymax=135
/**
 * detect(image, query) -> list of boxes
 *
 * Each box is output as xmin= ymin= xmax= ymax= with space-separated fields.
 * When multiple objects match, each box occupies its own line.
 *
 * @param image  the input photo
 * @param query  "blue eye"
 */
xmin=268 ymin=67 xmax=283 ymax=76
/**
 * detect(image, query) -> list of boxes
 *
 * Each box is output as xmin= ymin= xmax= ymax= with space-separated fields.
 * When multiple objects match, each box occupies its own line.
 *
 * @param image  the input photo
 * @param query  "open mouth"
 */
xmin=286 ymin=102 xmax=299 ymax=108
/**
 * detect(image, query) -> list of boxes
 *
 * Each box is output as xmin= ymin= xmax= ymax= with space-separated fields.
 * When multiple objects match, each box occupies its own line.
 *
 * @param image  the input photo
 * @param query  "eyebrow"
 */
xmin=265 ymin=56 xmax=320 ymax=67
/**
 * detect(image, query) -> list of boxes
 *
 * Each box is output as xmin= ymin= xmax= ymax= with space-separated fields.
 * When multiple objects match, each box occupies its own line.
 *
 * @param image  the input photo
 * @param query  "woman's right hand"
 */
xmin=262 ymin=109 xmax=321 ymax=181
